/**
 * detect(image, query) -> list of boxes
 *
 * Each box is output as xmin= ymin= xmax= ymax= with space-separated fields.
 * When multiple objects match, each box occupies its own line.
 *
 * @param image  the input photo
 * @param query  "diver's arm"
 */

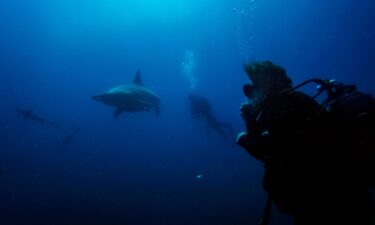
xmin=237 ymin=132 xmax=270 ymax=162
xmin=240 ymin=102 xmax=258 ymax=135
xmin=237 ymin=102 xmax=272 ymax=162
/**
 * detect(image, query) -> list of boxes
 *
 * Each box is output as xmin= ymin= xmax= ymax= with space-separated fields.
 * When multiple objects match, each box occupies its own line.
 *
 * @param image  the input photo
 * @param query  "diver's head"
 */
xmin=243 ymin=61 xmax=292 ymax=104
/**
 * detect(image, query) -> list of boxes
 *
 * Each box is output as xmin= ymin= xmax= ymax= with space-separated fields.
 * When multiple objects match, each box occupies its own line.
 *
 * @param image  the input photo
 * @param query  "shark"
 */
xmin=16 ymin=109 xmax=60 ymax=128
xmin=92 ymin=70 xmax=160 ymax=118
xmin=60 ymin=126 xmax=80 ymax=149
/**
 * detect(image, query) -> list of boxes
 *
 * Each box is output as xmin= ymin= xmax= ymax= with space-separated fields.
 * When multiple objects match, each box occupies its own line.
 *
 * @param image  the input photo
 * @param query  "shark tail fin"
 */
xmin=113 ymin=108 xmax=125 ymax=119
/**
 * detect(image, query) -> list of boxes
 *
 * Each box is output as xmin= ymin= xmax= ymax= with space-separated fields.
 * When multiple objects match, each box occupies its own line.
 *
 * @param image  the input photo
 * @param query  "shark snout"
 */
xmin=92 ymin=95 xmax=103 ymax=101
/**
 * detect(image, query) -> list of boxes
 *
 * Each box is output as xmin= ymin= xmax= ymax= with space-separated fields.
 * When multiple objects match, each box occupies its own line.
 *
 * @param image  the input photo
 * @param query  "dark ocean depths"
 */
xmin=0 ymin=0 xmax=374 ymax=224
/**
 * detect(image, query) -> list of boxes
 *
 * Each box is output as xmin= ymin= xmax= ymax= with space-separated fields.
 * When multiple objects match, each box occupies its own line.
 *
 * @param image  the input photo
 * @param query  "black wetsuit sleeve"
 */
xmin=237 ymin=133 xmax=271 ymax=161
xmin=238 ymin=91 xmax=323 ymax=163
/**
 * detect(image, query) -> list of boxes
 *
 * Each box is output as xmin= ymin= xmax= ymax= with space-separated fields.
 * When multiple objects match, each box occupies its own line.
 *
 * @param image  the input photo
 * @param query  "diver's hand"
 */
xmin=236 ymin=131 xmax=249 ymax=148
xmin=240 ymin=102 xmax=254 ymax=122
xmin=236 ymin=132 xmax=266 ymax=161
xmin=240 ymin=102 xmax=257 ymax=133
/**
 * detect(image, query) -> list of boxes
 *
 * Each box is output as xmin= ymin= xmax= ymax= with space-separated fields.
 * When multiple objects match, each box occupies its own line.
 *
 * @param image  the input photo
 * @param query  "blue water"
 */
xmin=0 ymin=0 xmax=374 ymax=224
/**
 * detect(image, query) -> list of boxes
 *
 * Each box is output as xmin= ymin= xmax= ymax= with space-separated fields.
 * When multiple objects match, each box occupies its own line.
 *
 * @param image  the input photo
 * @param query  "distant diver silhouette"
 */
xmin=17 ymin=108 xmax=60 ymax=128
xmin=60 ymin=127 xmax=80 ymax=149
xmin=188 ymin=94 xmax=235 ymax=140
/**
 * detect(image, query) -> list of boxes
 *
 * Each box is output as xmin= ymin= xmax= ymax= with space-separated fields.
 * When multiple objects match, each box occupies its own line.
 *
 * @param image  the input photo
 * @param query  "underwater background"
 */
xmin=0 ymin=0 xmax=374 ymax=224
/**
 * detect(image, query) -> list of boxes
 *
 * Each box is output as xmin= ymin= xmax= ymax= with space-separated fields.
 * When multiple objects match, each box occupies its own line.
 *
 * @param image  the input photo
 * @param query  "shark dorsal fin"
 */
xmin=133 ymin=70 xmax=144 ymax=86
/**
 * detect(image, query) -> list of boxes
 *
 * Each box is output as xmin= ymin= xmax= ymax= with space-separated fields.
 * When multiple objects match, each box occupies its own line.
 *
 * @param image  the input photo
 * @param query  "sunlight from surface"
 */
xmin=43 ymin=0 xmax=204 ymax=40
xmin=87 ymin=0 xmax=199 ymax=24
xmin=133 ymin=0 xmax=197 ymax=19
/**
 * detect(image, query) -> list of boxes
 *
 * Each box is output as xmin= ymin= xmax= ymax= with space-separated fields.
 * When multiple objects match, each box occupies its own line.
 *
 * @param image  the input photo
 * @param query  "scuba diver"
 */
xmin=188 ymin=94 xmax=235 ymax=140
xmin=236 ymin=61 xmax=375 ymax=225
xmin=16 ymin=108 xmax=60 ymax=128
xmin=60 ymin=127 xmax=80 ymax=149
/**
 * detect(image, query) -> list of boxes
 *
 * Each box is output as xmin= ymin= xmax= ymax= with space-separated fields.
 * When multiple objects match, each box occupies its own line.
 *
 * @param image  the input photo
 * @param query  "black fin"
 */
xmin=113 ymin=108 xmax=125 ymax=118
xmin=133 ymin=70 xmax=144 ymax=86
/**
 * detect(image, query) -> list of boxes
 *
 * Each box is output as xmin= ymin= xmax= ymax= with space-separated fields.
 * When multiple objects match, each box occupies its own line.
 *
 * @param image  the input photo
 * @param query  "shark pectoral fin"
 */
xmin=113 ymin=108 xmax=125 ymax=118
xmin=155 ymin=106 xmax=160 ymax=116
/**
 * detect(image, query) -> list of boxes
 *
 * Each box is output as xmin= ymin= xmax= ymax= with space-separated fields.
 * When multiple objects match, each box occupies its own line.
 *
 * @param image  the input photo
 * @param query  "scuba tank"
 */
xmin=292 ymin=79 xmax=375 ymax=187
xmin=323 ymin=81 xmax=375 ymax=187
xmin=255 ymin=78 xmax=375 ymax=225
